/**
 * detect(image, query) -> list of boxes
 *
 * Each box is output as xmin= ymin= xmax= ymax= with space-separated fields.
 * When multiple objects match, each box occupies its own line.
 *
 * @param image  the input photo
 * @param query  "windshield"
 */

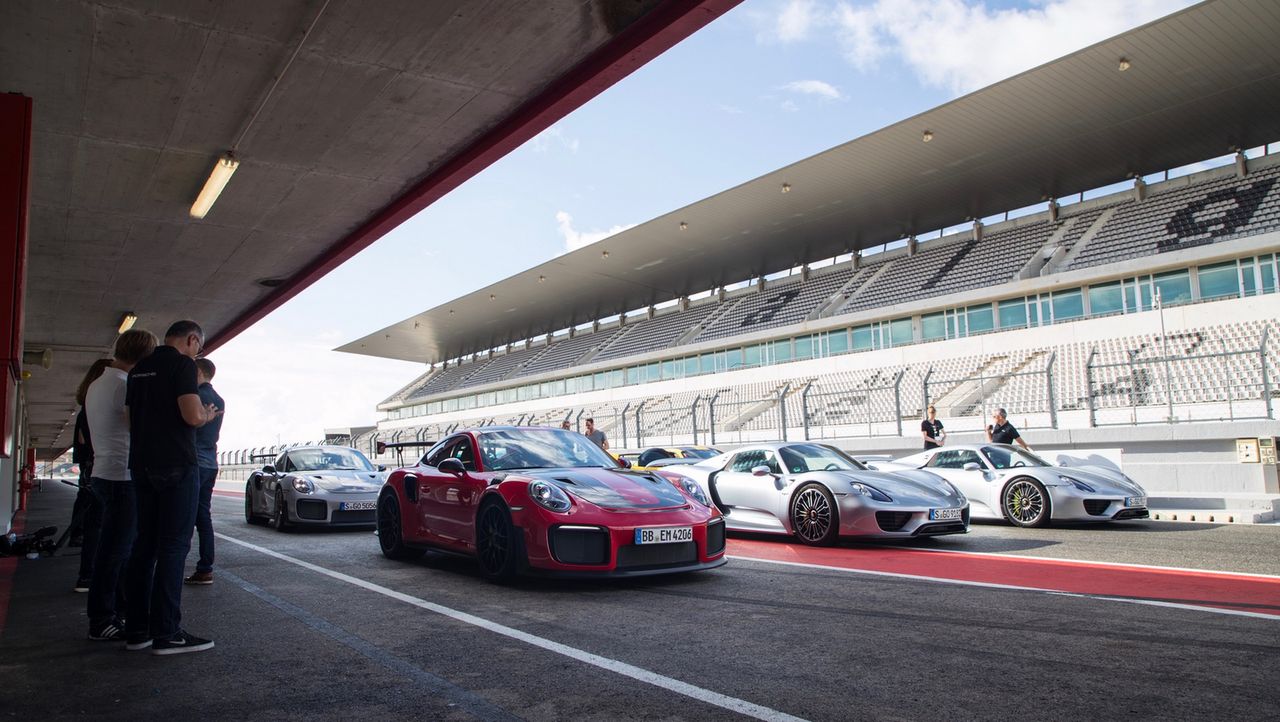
xmin=290 ymin=448 xmax=375 ymax=472
xmin=677 ymin=447 xmax=720 ymax=460
xmin=478 ymin=428 xmax=619 ymax=471
xmin=777 ymin=444 xmax=867 ymax=473
xmin=983 ymin=445 xmax=1052 ymax=470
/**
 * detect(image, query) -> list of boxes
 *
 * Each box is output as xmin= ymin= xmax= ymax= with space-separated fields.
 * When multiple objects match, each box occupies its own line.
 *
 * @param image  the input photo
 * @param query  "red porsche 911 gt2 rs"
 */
xmin=375 ymin=426 xmax=727 ymax=581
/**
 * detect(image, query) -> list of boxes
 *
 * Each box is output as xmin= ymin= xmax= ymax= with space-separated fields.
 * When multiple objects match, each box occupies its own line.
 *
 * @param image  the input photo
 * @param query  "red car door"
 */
xmin=417 ymin=437 xmax=466 ymax=547
xmin=433 ymin=434 xmax=490 ymax=550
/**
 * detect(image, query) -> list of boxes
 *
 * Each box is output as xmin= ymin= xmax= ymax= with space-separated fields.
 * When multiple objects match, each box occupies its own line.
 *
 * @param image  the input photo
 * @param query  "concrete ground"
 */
xmin=2 ymin=482 xmax=1277 ymax=721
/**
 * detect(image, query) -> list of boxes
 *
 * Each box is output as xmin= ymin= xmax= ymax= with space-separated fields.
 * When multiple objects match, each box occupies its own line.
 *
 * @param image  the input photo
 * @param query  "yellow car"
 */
xmin=616 ymin=446 xmax=722 ymax=471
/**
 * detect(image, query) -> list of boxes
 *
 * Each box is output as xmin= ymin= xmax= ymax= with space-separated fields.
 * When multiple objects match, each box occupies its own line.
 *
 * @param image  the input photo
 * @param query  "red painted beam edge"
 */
xmin=204 ymin=0 xmax=743 ymax=354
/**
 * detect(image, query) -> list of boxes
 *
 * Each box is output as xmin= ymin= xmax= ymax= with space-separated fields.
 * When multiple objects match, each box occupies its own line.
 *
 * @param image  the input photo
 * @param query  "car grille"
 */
xmin=1083 ymin=499 xmax=1111 ymax=516
xmin=914 ymin=522 xmax=966 ymax=536
xmin=549 ymin=526 xmax=610 ymax=565
xmin=296 ymin=499 xmax=327 ymax=520
xmin=1113 ymin=508 xmax=1150 ymax=520
xmin=875 ymin=511 xmax=913 ymax=532
xmin=706 ymin=519 xmax=726 ymax=555
xmin=616 ymin=541 xmax=697 ymax=570
xmin=331 ymin=509 xmax=375 ymax=524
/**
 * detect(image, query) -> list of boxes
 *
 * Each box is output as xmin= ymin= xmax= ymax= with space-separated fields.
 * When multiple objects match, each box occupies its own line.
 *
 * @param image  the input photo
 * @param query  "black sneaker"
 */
xmin=88 ymin=619 xmax=125 ymax=641
xmin=151 ymin=630 xmax=214 ymax=656
xmin=72 ymin=578 xmax=90 ymax=593
xmin=124 ymin=634 xmax=152 ymax=651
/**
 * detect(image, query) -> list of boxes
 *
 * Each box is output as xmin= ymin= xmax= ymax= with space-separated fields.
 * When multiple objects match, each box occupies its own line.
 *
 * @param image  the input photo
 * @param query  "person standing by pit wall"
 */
xmin=186 ymin=358 xmax=224 ymax=586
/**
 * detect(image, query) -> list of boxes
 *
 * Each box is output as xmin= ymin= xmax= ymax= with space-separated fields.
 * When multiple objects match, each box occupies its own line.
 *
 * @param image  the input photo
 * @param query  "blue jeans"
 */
xmin=86 ymin=478 xmax=135 ymax=626
xmin=125 ymin=465 xmax=199 ymax=640
xmin=193 ymin=467 xmax=217 ymax=573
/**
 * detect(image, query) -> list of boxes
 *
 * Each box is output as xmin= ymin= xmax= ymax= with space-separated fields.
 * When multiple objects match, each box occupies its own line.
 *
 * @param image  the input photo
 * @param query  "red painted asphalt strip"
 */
xmin=0 ymin=508 xmax=27 ymax=639
xmin=728 ymin=539 xmax=1280 ymax=617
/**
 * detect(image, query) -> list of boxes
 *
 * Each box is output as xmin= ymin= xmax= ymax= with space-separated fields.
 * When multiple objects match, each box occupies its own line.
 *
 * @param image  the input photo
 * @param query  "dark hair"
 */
xmin=195 ymin=357 xmax=216 ymax=380
xmin=75 ymin=359 xmax=112 ymax=406
xmin=585 ymin=417 xmax=595 ymax=424
xmin=164 ymin=320 xmax=204 ymax=341
xmin=114 ymin=329 xmax=157 ymax=364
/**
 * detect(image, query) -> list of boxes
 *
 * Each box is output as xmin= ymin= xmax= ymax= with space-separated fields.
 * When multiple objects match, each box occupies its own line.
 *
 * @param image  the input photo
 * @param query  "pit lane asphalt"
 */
xmin=2 ymin=483 xmax=1277 ymax=721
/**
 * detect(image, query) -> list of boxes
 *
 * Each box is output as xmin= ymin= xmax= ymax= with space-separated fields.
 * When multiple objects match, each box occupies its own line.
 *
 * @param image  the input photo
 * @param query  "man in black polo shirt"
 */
xmin=123 ymin=320 xmax=221 ymax=655
xmin=986 ymin=407 xmax=1031 ymax=450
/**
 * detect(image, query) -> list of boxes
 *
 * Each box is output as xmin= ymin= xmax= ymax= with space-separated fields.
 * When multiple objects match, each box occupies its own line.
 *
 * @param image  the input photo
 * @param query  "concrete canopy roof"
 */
xmin=3 ymin=0 xmax=738 ymax=456
xmin=340 ymin=0 xmax=1280 ymax=365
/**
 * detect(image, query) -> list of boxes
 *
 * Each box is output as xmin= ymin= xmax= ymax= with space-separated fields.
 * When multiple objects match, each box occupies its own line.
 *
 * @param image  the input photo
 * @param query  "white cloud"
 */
xmin=779 ymin=99 xmax=800 ymax=113
xmin=555 ymin=211 xmax=637 ymax=253
xmin=529 ymin=125 xmax=580 ymax=154
xmin=776 ymin=0 xmax=820 ymax=42
xmin=831 ymin=0 xmax=1193 ymax=95
xmin=718 ymin=103 xmax=744 ymax=115
xmin=207 ymin=323 xmax=421 ymax=451
xmin=783 ymin=79 xmax=843 ymax=100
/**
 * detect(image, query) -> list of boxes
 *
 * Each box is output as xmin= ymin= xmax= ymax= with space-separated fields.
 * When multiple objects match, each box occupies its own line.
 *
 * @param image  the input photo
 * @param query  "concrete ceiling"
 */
xmin=1 ymin=0 xmax=738 ymax=456
xmin=340 ymin=0 xmax=1280 ymax=364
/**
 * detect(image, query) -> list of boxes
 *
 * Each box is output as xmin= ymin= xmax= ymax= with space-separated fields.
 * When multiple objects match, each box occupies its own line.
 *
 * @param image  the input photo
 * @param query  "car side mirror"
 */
xmin=751 ymin=465 xmax=773 ymax=477
xmin=618 ymin=458 xmax=632 ymax=469
xmin=963 ymin=462 xmax=980 ymax=472
xmin=263 ymin=465 xmax=277 ymax=475
xmin=438 ymin=458 xmax=466 ymax=475
xmin=377 ymin=465 xmax=387 ymax=472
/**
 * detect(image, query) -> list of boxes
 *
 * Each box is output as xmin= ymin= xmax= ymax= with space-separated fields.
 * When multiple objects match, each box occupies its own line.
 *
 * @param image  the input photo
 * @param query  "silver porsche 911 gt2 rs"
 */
xmin=244 ymin=445 xmax=386 ymax=531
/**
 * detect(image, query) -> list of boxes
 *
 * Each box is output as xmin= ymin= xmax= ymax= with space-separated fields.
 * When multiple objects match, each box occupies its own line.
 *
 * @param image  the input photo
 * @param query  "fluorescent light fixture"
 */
xmin=118 ymin=312 xmax=138 ymax=334
xmin=190 ymin=152 xmax=239 ymax=219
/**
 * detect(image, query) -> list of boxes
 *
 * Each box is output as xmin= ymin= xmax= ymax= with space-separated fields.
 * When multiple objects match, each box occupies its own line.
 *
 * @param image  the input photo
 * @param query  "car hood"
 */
xmin=833 ymin=468 xmax=965 ymax=507
xmin=1055 ymin=465 xmax=1146 ymax=495
xmin=524 ymin=468 xmax=690 ymax=511
xmin=295 ymin=469 xmax=384 ymax=493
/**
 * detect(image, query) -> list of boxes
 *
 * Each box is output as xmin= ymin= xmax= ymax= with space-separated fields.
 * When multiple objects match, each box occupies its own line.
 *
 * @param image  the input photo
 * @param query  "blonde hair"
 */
xmin=114 ymin=328 xmax=157 ymax=365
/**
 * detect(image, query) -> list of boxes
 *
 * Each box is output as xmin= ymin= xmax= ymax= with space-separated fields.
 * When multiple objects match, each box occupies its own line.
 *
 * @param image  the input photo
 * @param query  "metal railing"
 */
xmin=922 ymin=353 xmax=1057 ymax=432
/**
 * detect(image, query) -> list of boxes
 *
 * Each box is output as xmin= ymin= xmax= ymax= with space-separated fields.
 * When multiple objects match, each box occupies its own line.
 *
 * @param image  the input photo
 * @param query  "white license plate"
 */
xmin=634 ymin=526 xmax=693 ymax=545
xmin=1125 ymin=496 xmax=1146 ymax=508
xmin=929 ymin=508 xmax=962 ymax=521
xmin=340 ymin=501 xmax=375 ymax=511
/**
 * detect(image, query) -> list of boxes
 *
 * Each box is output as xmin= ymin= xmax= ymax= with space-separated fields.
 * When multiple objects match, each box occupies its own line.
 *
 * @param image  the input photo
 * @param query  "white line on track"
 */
xmin=727 ymin=555 xmax=1279 ymax=622
xmin=216 ymin=532 xmax=806 ymax=722
xmin=906 ymin=546 xmax=1280 ymax=580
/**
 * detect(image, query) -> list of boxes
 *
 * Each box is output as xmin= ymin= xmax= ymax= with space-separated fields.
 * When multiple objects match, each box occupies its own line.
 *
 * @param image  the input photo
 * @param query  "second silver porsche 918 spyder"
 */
xmin=666 ymin=442 xmax=969 ymax=545
xmin=878 ymin=444 xmax=1149 ymax=528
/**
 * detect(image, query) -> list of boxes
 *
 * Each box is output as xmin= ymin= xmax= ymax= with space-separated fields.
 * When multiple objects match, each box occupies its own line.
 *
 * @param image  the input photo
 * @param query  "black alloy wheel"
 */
xmin=244 ymin=484 xmax=264 ymax=525
xmin=476 ymin=502 xmax=521 ymax=582
xmin=272 ymin=489 xmax=292 ymax=531
xmin=376 ymin=492 xmax=423 ymax=561
xmin=790 ymin=483 xmax=840 ymax=546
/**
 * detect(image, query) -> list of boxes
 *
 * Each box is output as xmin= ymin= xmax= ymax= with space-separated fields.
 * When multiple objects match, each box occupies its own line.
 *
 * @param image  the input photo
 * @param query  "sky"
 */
xmin=206 ymin=0 xmax=1195 ymax=452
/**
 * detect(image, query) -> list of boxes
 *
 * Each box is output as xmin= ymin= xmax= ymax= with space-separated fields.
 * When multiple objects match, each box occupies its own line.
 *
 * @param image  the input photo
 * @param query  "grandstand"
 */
xmin=332 ymin=1 xmax=1280 ymax=519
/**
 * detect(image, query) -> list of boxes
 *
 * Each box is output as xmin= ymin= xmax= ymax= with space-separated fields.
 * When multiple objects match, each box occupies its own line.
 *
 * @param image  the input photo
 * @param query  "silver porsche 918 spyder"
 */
xmin=666 ymin=442 xmax=969 ymax=545
xmin=244 ymin=445 xmax=386 ymax=531
xmin=878 ymin=444 xmax=1149 ymax=527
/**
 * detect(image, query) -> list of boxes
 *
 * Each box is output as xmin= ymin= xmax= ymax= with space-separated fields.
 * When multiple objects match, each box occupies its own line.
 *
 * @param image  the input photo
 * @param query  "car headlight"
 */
xmin=292 ymin=476 xmax=315 ymax=494
xmin=529 ymin=481 xmax=572 ymax=513
xmin=1057 ymin=474 xmax=1094 ymax=493
xmin=849 ymin=482 xmax=892 ymax=502
xmin=676 ymin=477 xmax=710 ymax=507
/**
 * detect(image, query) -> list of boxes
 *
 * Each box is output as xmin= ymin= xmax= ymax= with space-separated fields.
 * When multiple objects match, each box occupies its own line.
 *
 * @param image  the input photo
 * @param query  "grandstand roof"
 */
xmin=341 ymin=0 xmax=1280 ymax=364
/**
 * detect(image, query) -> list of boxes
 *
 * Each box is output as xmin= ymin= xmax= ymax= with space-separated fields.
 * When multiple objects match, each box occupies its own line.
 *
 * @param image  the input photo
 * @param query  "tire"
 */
xmin=376 ymin=491 xmax=423 ymax=561
xmin=1002 ymin=477 xmax=1051 ymax=528
xmin=272 ymin=489 xmax=292 ymax=532
xmin=244 ymin=484 xmax=265 ymax=525
xmin=790 ymin=483 xmax=840 ymax=546
xmin=475 ymin=501 xmax=522 ymax=583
